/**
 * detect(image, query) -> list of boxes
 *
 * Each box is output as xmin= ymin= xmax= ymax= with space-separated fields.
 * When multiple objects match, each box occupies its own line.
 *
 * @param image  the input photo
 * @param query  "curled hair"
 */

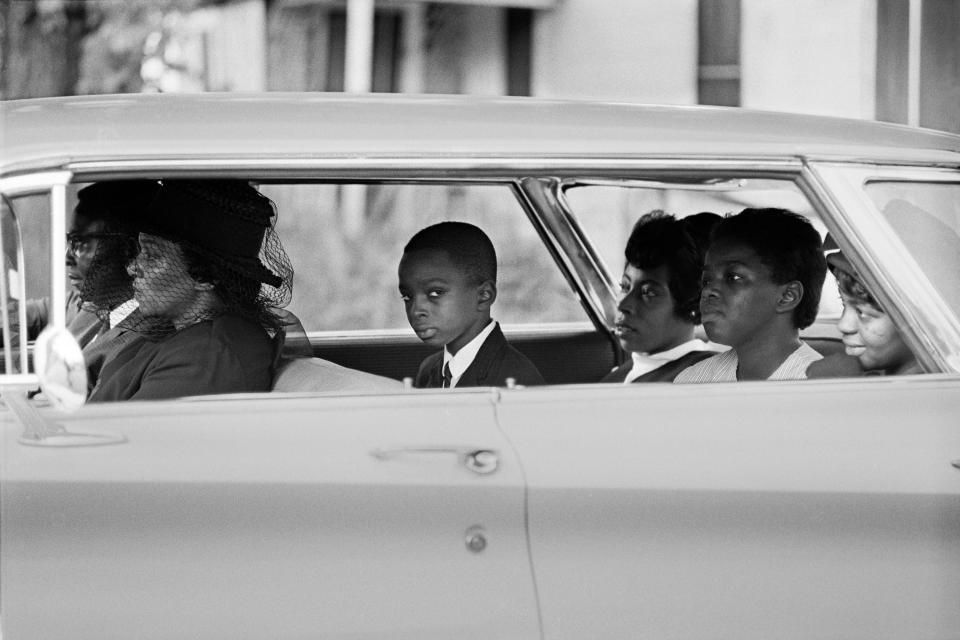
xmin=711 ymin=208 xmax=827 ymax=329
xmin=833 ymin=266 xmax=882 ymax=310
xmin=624 ymin=210 xmax=719 ymax=323
xmin=403 ymin=221 xmax=497 ymax=285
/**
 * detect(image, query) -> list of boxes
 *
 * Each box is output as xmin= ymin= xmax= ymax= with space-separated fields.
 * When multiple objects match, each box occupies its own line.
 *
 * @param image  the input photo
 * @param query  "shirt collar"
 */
xmin=443 ymin=320 xmax=497 ymax=387
xmin=108 ymin=299 xmax=138 ymax=329
xmin=624 ymin=338 xmax=710 ymax=383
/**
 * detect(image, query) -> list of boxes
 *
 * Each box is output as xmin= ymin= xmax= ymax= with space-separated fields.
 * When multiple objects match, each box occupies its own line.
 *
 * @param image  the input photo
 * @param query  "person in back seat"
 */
xmin=675 ymin=208 xmax=827 ymax=382
xmin=602 ymin=210 xmax=723 ymax=383
xmin=398 ymin=221 xmax=544 ymax=388
xmin=818 ymin=238 xmax=920 ymax=375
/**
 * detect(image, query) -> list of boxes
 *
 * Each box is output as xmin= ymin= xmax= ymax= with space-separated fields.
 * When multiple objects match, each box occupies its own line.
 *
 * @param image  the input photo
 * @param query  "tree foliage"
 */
xmin=1 ymin=0 xmax=208 ymax=99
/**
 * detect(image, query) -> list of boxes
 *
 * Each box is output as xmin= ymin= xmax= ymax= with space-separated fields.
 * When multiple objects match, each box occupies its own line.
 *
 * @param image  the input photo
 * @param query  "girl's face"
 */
xmin=836 ymin=293 xmax=915 ymax=374
xmin=614 ymin=263 xmax=692 ymax=354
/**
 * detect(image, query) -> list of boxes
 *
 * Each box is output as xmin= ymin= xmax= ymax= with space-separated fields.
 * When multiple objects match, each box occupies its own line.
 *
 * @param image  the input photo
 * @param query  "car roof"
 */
xmin=3 ymin=93 xmax=959 ymax=175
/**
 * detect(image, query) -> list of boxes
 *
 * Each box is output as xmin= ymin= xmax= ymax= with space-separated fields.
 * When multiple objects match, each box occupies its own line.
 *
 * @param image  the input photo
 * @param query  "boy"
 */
xmin=398 ymin=221 xmax=545 ymax=388
xmin=675 ymin=208 xmax=827 ymax=382
xmin=821 ymin=238 xmax=919 ymax=375
xmin=602 ymin=211 xmax=721 ymax=383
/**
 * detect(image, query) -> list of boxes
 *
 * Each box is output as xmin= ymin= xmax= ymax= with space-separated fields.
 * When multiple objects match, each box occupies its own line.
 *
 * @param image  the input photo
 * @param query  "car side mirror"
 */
xmin=34 ymin=325 xmax=87 ymax=411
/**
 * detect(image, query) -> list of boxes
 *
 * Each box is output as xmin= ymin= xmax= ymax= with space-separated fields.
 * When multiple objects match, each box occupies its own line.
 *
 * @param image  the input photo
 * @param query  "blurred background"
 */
xmin=1 ymin=0 xmax=958 ymax=132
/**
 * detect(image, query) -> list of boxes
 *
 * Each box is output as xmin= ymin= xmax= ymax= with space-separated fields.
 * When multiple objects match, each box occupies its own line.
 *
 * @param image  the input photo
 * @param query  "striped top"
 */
xmin=674 ymin=342 xmax=822 ymax=383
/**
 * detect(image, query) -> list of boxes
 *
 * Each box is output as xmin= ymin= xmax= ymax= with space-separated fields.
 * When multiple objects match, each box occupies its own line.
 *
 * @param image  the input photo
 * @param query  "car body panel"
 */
xmin=496 ymin=377 xmax=960 ymax=638
xmin=1 ymin=392 xmax=541 ymax=639
xmin=1 ymin=94 xmax=959 ymax=638
xmin=2 ymin=94 xmax=959 ymax=177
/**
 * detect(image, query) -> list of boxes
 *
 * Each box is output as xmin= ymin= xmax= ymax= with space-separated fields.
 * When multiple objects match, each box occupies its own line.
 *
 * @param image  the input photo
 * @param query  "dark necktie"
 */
xmin=442 ymin=362 xmax=452 ymax=388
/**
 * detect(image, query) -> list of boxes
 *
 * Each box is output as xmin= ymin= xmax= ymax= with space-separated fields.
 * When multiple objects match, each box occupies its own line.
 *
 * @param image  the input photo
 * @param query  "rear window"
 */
xmin=864 ymin=181 xmax=960 ymax=316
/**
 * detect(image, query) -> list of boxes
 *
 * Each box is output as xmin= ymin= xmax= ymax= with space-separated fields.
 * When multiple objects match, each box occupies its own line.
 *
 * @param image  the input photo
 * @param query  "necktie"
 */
xmin=442 ymin=362 xmax=453 ymax=388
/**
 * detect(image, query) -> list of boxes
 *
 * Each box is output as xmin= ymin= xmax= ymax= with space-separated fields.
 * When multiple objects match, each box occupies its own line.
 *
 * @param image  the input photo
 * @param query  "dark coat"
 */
xmin=81 ymin=307 xmax=144 ymax=392
xmin=600 ymin=349 xmax=715 ymax=383
xmin=414 ymin=324 xmax=545 ymax=388
xmin=89 ymin=314 xmax=274 ymax=402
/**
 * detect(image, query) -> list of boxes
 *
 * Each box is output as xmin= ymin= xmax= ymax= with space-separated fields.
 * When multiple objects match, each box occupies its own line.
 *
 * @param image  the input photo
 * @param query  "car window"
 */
xmin=260 ymin=182 xmax=584 ymax=333
xmin=864 ymin=180 xmax=960 ymax=317
xmin=561 ymin=178 xmax=843 ymax=319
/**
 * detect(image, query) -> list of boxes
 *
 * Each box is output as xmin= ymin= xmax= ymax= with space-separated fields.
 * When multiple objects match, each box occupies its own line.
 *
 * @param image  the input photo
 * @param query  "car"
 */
xmin=1 ymin=93 xmax=959 ymax=639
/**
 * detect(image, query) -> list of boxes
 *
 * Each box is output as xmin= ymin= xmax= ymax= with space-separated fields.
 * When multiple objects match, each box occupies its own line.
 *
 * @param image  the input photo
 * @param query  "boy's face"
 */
xmin=836 ymin=292 xmax=914 ymax=373
xmin=614 ymin=263 xmax=690 ymax=354
xmin=398 ymin=249 xmax=492 ymax=354
xmin=699 ymin=239 xmax=789 ymax=348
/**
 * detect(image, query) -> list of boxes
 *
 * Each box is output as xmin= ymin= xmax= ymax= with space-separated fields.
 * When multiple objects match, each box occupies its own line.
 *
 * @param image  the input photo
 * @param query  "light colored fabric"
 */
xmin=675 ymin=342 xmax=822 ymax=383
xmin=443 ymin=319 xmax=497 ymax=388
xmin=273 ymin=357 xmax=402 ymax=393
xmin=622 ymin=339 xmax=721 ymax=383
xmin=107 ymin=299 xmax=138 ymax=330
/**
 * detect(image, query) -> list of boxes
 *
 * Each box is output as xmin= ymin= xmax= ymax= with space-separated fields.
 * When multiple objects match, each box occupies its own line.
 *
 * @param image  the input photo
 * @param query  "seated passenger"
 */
xmin=398 ymin=221 xmax=545 ymax=388
xmin=14 ymin=181 xmax=155 ymax=339
xmin=822 ymin=240 xmax=920 ymax=375
xmin=89 ymin=180 xmax=293 ymax=401
xmin=675 ymin=208 xmax=827 ymax=382
xmin=602 ymin=210 xmax=722 ymax=383
xmin=11 ymin=181 xmax=157 ymax=388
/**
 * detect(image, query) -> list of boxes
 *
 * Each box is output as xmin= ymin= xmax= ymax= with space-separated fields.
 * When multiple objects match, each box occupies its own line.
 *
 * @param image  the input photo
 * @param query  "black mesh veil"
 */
xmin=105 ymin=179 xmax=294 ymax=339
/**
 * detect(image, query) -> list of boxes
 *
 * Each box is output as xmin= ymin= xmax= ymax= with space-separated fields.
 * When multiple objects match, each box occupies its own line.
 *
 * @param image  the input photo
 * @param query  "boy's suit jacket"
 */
xmin=600 ymin=349 xmax=715 ymax=383
xmin=414 ymin=323 xmax=545 ymax=388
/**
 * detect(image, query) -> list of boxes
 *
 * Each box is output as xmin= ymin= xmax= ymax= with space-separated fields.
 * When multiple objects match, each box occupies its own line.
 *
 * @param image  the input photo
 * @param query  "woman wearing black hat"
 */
xmin=88 ymin=180 xmax=293 ymax=402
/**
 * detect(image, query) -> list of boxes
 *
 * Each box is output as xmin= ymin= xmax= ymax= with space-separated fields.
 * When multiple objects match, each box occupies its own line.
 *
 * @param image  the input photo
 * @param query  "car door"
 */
xmin=1 ymin=390 xmax=540 ymax=639
xmin=496 ymin=377 xmax=960 ymax=639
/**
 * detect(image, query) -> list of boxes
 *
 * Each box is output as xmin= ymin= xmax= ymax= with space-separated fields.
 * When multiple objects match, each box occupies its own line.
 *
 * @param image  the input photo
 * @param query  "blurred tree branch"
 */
xmin=1 ymin=0 xmax=211 ymax=100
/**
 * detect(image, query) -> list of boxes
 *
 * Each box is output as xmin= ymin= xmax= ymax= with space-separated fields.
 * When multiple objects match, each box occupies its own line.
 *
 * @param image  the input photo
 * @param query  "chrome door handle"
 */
xmin=371 ymin=446 xmax=500 ymax=475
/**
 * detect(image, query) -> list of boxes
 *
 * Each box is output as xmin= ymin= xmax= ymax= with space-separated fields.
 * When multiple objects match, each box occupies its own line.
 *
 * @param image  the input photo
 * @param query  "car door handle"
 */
xmin=951 ymin=460 xmax=960 ymax=470
xmin=371 ymin=446 xmax=499 ymax=475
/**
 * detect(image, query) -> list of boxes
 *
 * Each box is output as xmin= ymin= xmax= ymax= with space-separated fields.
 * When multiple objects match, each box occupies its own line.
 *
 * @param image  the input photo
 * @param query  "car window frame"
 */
xmin=806 ymin=162 xmax=960 ymax=373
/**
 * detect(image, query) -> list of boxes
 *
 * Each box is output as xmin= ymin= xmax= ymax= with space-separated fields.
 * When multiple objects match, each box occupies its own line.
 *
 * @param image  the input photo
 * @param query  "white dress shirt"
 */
xmin=674 ymin=342 xmax=822 ymax=383
xmin=443 ymin=320 xmax=498 ymax=388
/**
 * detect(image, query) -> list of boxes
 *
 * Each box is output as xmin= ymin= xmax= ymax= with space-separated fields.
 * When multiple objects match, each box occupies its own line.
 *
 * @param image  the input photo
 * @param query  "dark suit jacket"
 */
xmin=81 ymin=307 xmax=144 ymax=392
xmin=601 ymin=349 xmax=715 ymax=383
xmin=15 ymin=290 xmax=100 ymax=344
xmin=414 ymin=324 xmax=545 ymax=388
xmin=89 ymin=314 xmax=274 ymax=402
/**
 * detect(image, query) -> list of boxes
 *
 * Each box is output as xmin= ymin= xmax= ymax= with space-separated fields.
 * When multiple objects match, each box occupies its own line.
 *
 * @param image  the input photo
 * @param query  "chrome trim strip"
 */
xmin=304 ymin=322 xmax=598 ymax=344
xmin=62 ymin=157 xmax=805 ymax=175
xmin=0 ymin=171 xmax=72 ymax=196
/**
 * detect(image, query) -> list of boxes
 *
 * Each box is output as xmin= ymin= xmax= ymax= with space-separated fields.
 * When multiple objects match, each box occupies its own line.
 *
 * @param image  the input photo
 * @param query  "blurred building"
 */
xmin=142 ymin=0 xmax=959 ymax=132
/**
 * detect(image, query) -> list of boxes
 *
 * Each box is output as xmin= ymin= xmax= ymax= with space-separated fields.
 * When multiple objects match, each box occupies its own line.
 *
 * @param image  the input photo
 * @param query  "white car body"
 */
xmin=1 ymin=93 xmax=959 ymax=639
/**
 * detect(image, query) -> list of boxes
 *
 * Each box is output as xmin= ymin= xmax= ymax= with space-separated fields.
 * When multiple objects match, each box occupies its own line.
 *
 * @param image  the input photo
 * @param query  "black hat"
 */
xmin=823 ymin=233 xmax=855 ymax=277
xmin=137 ymin=179 xmax=284 ymax=287
xmin=75 ymin=180 xmax=161 ymax=221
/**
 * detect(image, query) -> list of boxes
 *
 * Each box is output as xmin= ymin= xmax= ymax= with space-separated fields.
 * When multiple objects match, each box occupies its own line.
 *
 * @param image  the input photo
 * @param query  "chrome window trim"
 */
xmin=62 ymin=157 xmax=805 ymax=178
xmin=805 ymin=162 xmax=960 ymax=373
xmin=0 ymin=172 xmax=72 ymax=382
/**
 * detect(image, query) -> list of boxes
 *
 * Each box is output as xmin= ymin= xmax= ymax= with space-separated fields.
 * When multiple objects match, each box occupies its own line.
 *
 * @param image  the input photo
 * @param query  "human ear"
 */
xmin=477 ymin=281 xmax=496 ymax=309
xmin=776 ymin=281 xmax=803 ymax=313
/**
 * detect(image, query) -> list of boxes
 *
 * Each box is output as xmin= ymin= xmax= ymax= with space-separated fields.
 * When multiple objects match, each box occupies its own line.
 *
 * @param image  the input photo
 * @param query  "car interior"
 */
xmin=1 ymin=172 xmax=925 ymax=391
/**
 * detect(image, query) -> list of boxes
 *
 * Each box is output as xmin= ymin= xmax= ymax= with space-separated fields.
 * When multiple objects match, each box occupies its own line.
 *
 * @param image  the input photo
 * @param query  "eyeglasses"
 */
xmin=66 ymin=232 xmax=126 ymax=254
